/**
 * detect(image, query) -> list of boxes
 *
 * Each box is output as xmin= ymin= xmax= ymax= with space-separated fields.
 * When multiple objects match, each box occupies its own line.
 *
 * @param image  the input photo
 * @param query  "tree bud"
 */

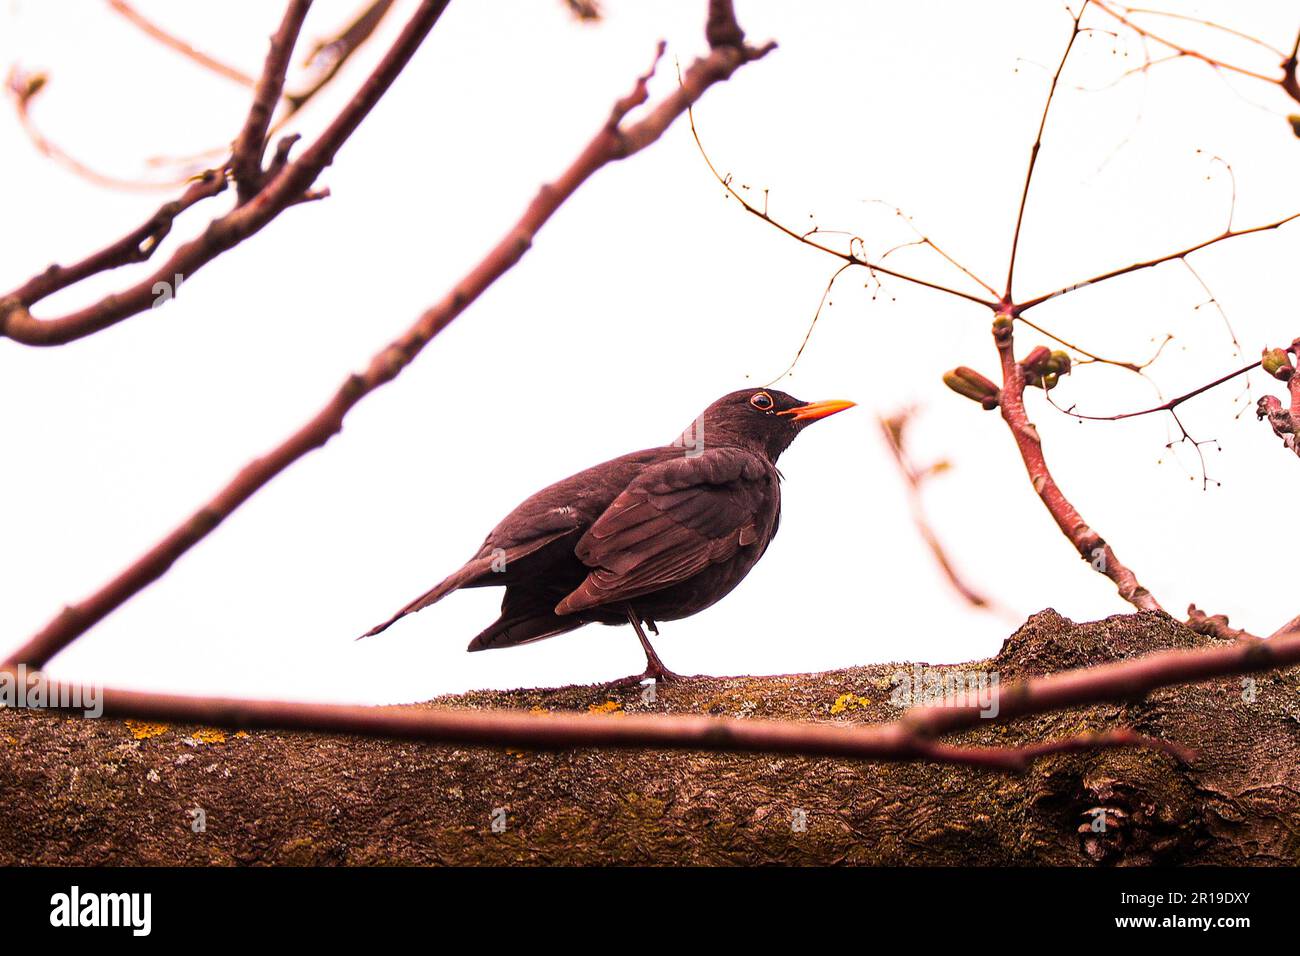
xmin=944 ymin=367 xmax=1000 ymax=409
xmin=1262 ymin=347 xmax=1294 ymax=381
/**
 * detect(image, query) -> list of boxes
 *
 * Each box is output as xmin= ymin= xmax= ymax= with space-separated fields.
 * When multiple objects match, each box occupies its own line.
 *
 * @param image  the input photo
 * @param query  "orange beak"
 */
xmin=778 ymin=399 xmax=857 ymax=422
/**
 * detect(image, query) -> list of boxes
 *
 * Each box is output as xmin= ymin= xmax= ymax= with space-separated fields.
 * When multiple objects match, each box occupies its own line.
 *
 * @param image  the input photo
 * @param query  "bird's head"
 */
xmin=679 ymin=388 xmax=856 ymax=461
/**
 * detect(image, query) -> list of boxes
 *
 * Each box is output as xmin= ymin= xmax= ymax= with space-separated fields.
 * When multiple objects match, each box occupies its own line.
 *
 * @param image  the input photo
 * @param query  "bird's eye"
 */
xmin=750 ymin=391 xmax=774 ymax=411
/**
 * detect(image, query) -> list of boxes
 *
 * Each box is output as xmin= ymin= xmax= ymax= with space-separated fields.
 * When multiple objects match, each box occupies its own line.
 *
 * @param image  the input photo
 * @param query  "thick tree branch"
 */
xmin=2 ymin=13 xmax=775 ymax=671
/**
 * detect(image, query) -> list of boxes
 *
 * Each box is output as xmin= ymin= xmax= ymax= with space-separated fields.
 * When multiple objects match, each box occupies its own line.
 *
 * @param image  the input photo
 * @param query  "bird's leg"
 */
xmin=617 ymin=605 xmax=684 ymax=683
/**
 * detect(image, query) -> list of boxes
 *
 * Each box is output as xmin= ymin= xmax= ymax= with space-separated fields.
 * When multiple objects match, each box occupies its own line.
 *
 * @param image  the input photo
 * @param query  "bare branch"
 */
xmin=993 ymin=315 xmax=1162 ymax=611
xmin=1048 ymin=355 xmax=1262 ymax=422
xmin=1095 ymin=1 xmax=1287 ymax=88
xmin=231 ymin=1 xmax=314 ymax=203
xmin=1 ymin=171 xmax=227 ymax=309
xmin=5 ymin=67 xmax=180 ymax=192
xmin=281 ymin=0 xmax=398 ymax=121
xmin=1016 ymin=212 xmax=1300 ymax=312
xmin=5 ymin=671 xmax=1192 ymax=773
xmin=687 ymin=108 xmax=1000 ymax=309
xmin=878 ymin=410 xmax=1009 ymax=614
xmin=1004 ymin=1 xmax=1088 ymax=301
xmin=1 ymin=0 xmax=452 ymax=346
xmin=106 ymin=0 xmax=257 ymax=88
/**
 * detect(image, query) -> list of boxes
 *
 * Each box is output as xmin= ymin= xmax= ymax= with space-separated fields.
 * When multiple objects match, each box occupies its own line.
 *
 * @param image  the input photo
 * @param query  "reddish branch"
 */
xmin=994 ymin=314 xmax=1161 ymax=611
xmin=5 ymin=67 xmax=175 ymax=193
xmin=2 ymin=172 xmax=227 ymax=308
xmin=231 ymin=1 xmax=314 ymax=203
xmin=3 ymin=670 xmax=1190 ymax=773
xmin=0 ymin=0 xmax=449 ymax=346
xmin=166 ymin=2 xmax=400 ymax=172
xmin=877 ymin=410 xmax=1004 ymax=612
xmin=107 ymin=0 xmax=257 ymax=88
xmin=1093 ymin=1 xmax=1296 ymax=95
xmin=282 ymin=0 xmax=398 ymax=118
xmin=2 ymin=2 xmax=776 ymax=672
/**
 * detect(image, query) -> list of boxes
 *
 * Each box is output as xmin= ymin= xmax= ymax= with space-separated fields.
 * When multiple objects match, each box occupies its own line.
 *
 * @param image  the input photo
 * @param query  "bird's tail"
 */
xmin=466 ymin=586 xmax=583 ymax=651
xmin=356 ymin=562 xmax=484 ymax=639
xmin=358 ymin=527 xmax=580 ymax=640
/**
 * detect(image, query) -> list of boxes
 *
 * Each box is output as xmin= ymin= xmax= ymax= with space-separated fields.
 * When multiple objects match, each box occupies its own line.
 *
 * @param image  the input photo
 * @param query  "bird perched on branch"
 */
xmin=361 ymin=388 xmax=855 ymax=683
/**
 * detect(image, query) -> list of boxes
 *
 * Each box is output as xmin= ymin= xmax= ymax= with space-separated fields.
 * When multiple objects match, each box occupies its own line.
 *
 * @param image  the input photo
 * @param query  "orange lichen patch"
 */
xmin=830 ymin=693 xmax=871 ymax=715
xmin=189 ymin=728 xmax=227 ymax=744
xmin=587 ymin=700 xmax=624 ymax=716
xmin=125 ymin=720 xmax=170 ymax=740
xmin=233 ymin=731 xmax=250 ymax=739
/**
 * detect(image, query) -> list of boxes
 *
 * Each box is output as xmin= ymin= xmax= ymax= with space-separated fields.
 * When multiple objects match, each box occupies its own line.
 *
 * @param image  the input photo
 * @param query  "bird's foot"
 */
xmin=606 ymin=663 xmax=693 ymax=688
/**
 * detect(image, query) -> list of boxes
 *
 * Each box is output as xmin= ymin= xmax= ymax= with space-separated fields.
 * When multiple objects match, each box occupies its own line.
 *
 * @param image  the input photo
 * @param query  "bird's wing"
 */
xmin=555 ymin=447 xmax=774 ymax=615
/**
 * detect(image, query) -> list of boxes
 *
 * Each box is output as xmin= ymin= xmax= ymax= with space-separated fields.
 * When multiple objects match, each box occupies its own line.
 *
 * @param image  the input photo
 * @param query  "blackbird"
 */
xmin=361 ymin=388 xmax=855 ymax=682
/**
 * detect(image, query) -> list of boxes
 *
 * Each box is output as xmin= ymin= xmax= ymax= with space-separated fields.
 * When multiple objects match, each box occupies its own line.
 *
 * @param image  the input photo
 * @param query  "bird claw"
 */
xmin=605 ymin=664 xmax=694 ymax=688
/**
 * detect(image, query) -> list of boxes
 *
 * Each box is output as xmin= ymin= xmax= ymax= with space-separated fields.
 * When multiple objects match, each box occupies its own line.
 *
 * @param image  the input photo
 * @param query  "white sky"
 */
xmin=2 ymin=1 xmax=1299 ymax=704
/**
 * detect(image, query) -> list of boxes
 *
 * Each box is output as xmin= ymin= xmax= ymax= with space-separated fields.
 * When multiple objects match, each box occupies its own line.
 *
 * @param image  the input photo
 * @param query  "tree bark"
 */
xmin=2 ymin=609 xmax=1297 ymax=865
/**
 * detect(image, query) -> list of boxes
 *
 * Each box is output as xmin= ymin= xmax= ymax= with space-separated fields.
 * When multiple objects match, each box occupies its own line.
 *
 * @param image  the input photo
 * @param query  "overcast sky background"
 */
xmin=2 ymin=1 xmax=1299 ymax=704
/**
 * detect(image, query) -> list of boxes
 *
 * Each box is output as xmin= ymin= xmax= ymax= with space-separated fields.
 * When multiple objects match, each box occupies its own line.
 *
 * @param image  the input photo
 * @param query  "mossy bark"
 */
xmin=2 ymin=609 xmax=1298 ymax=865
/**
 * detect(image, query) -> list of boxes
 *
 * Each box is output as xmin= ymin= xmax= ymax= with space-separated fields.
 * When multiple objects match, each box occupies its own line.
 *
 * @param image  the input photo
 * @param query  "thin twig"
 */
xmin=107 ymin=0 xmax=257 ymax=88
xmin=687 ymin=107 xmax=1000 ymax=309
xmin=878 ymin=410 xmax=1010 ymax=615
xmin=1016 ymin=213 xmax=1300 ymax=311
xmin=1005 ymin=1 xmax=1089 ymax=301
